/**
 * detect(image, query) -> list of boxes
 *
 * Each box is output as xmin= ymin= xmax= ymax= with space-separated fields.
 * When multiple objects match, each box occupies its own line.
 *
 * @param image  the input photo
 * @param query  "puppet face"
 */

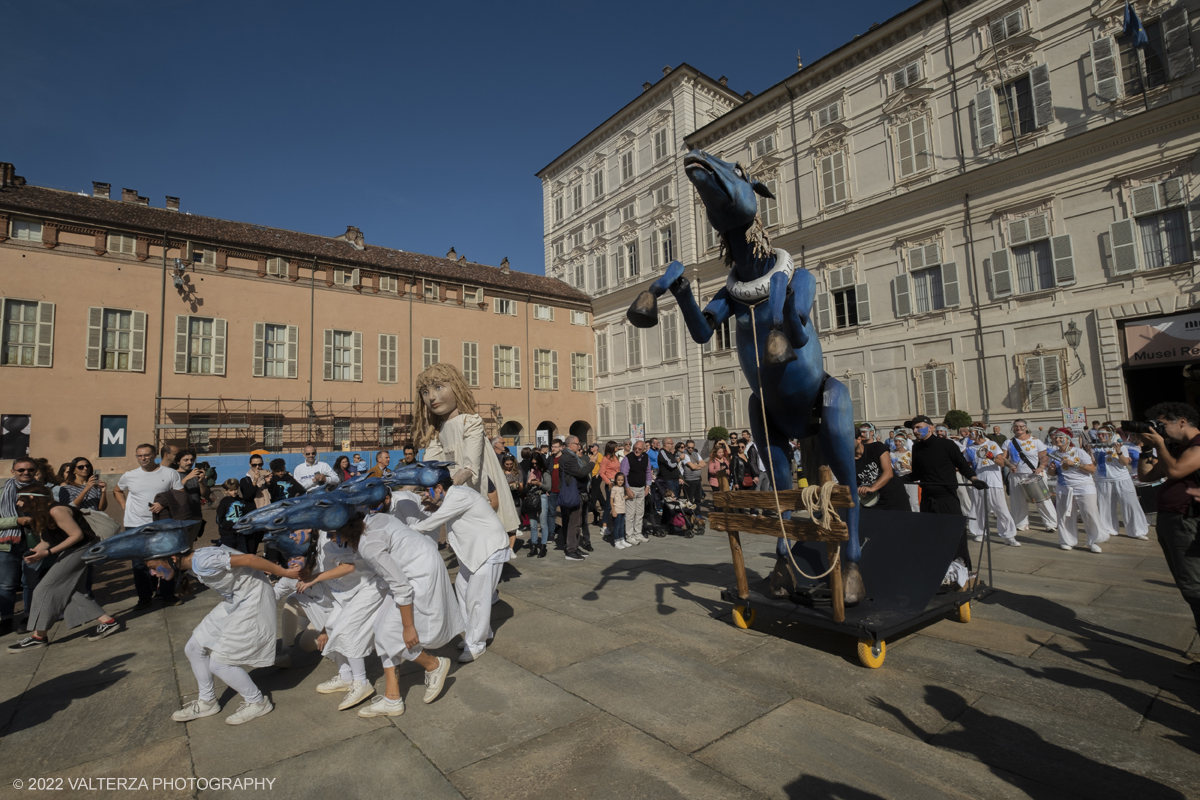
xmin=421 ymin=380 xmax=458 ymax=418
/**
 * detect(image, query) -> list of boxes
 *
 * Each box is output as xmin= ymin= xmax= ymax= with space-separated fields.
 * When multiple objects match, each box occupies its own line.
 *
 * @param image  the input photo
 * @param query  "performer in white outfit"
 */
xmin=273 ymin=531 xmax=337 ymax=669
xmin=333 ymin=503 xmax=460 ymax=717
xmin=1047 ymin=429 xmax=1109 ymax=553
xmin=890 ymin=435 xmax=919 ymax=511
xmin=1093 ymin=428 xmax=1150 ymax=540
xmin=1006 ymin=419 xmax=1057 ymax=530
xmin=414 ymin=363 xmax=520 ymax=536
xmin=411 ymin=481 xmax=510 ymax=662
xmin=970 ymin=437 xmax=1020 ymax=545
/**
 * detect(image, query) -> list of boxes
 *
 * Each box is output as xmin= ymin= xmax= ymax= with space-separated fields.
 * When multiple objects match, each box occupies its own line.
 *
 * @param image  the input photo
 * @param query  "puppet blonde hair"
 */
xmin=413 ymin=362 xmax=477 ymax=450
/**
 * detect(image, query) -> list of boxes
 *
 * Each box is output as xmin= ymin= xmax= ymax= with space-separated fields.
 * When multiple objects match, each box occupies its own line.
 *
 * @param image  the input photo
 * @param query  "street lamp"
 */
xmin=1063 ymin=320 xmax=1086 ymax=376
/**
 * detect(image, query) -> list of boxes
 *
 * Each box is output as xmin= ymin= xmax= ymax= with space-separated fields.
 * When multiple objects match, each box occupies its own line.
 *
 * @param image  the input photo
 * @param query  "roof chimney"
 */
xmin=342 ymin=225 xmax=365 ymax=250
xmin=718 ymin=75 xmax=728 ymax=86
xmin=446 ymin=246 xmax=457 ymax=260
xmin=165 ymin=196 xmax=180 ymax=212
xmin=742 ymin=90 xmax=755 ymax=100
xmin=121 ymin=188 xmax=148 ymax=205
xmin=642 ymin=82 xmax=653 ymax=92
xmin=662 ymin=65 xmax=673 ymax=77
xmin=93 ymin=182 xmax=110 ymax=200
xmin=0 ymin=164 xmax=26 ymax=189
xmin=458 ymin=255 xmax=466 ymax=263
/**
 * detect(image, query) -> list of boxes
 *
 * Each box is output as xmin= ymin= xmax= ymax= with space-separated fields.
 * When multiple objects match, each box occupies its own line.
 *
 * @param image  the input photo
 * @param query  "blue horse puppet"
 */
xmin=383 ymin=460 xmax=455 ymax=490
xmin=627 ymin=150 xmax=864 ymax=603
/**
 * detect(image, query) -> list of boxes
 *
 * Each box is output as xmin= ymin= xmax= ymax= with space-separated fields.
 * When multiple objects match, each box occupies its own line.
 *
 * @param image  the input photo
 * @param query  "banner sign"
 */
xmin=1124 ymin=311 xmax=1200 ymax=366
xmin=629 ymin=423 xmax=645 ymax=442
xmin=535 ymin=429 xmax=549 ymax=448
xmin=1062 ymin=407 xmax=1087 ymax=435
xmin=99 ymin=415 xmax=128 ymax=458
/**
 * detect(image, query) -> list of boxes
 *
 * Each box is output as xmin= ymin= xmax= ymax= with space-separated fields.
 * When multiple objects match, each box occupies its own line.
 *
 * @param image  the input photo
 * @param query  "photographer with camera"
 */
xmin=1135 ymin=402 xmax=1200 ymax=680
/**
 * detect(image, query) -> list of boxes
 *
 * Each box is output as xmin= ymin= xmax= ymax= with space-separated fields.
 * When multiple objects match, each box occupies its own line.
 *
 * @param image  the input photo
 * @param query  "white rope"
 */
xmin=745 ymin=299 xmax=841 ymax=582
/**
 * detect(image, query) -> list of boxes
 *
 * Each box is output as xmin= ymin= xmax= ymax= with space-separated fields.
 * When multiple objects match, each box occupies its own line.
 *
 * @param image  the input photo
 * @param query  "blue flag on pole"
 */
xmin=1123 ymin=1 xmax=1149 ymax=48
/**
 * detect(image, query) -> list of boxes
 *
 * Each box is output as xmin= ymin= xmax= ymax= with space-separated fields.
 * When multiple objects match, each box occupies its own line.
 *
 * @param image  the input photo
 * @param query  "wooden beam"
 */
xmin=728 ymin=532 xmax=749 ymax=602
xmin=709 ymin=512 xmax=848 ymax=542
xmin=711 ymin=487 xmax=853 ymax=510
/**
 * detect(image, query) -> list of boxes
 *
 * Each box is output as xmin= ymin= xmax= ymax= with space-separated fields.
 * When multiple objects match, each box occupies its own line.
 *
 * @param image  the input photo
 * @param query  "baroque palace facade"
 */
xmin=0 ymin=164 xmax=594 ymax=470
xmin=541 ymin=0 xmax=1200 ymax=442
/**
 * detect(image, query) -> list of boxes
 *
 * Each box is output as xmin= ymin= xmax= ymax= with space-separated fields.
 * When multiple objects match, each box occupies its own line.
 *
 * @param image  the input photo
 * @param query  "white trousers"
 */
xmin=1008 ymin=473 xmax=1057 ymax=529
xmin=1097 ymin=480 xmax=1149 ymax=538
xmin=457 ymin=559 xmax=504 ymax=656
xmin=1055 ymin=488 xmax=1109 ymax=548
xmin=333 ymin=653 xmax=367 ymax=683
xmin=957 ymin=484 xmax=973 ymax=517
xmin=904 ymin=484 xmax=919 ymax=512
xmin=969 ymin=484 xmax=1017 ymax=540
xmin=185 ymin=634 xmax=262 ymax=705
xmin=627 ymin=486 xmax=646 ymax=539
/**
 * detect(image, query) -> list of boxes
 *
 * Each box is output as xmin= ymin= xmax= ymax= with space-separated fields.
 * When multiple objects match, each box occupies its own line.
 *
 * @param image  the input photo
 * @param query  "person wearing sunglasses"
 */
xmin=0 ymin=458 xmax=45 ymax=635
xmin=56 ymin=458 xmax=108 ymax=512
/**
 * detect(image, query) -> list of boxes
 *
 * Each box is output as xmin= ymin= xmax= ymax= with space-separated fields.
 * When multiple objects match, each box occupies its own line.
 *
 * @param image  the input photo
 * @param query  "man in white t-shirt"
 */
xmin=1005 ymin=419 xmax=1057 ymax=531
xmin=114 ymin=443 xmax=184 ymax=607
xmin=293 ymin=445 xmax=340 ymax=493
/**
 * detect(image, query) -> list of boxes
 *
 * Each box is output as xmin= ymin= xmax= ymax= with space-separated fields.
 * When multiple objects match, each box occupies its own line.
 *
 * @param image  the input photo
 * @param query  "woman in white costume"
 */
xmin=333 ymin=500 xmax=460 ymax=717
xmin=1047 ymin=429 xmax=1109 ymax=553
xmin=1006 ymin=419 xmax=1057 ymax=530
xmin=414 ymin=363 xmax=519 ymax=537
xmin=273 ymin=530 xmax=336 ymax=669
xmin=969 ymin=436 xmax=1020 ymax=546
xmin=1092 ymin=428 xmax=1150 ymax=540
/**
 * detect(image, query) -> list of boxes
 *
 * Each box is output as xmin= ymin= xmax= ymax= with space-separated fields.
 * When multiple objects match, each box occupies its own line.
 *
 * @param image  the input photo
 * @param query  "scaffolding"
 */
xmin=156 ymin=396 xmax=504 ymax=455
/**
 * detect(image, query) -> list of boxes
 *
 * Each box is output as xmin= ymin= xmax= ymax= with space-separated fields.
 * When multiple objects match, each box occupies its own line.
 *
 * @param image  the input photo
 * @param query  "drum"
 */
xmin=1020 ymin=474 xmax=1053 ymax=504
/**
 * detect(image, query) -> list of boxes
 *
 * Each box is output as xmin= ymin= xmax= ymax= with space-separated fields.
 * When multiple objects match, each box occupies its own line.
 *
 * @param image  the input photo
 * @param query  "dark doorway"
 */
xmin=1124 ymin=363 xmax=1200 ymax=421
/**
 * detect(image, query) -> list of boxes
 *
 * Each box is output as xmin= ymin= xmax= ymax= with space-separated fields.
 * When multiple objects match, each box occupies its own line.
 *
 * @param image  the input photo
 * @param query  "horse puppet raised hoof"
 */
xmin=764 ymin=327 xmax=797 ymax=365
xmin=627 ymin=290 xmax=659 ymax=329
xmin=842 ymin=560 xmax=865 ymax=606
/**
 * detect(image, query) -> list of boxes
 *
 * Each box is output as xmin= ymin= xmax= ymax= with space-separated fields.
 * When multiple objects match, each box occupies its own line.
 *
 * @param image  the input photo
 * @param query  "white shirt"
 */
xmin=1049 ymin=446 xmax=1095 ymax=494
xmin=410 ymin=485 xmax=509 ymax=573
xmin=116 ymin=466 xmax=183 ymax=527
xmin=1094 ymin=444 xmax=1133 ymax=483
xmin=294 ymin=461 xmax=340 ymax=493
xmin=1008 ymin=436 xmax=1046 ymax=476
xmin=973 ymin=440 xmax=1005 ymax=488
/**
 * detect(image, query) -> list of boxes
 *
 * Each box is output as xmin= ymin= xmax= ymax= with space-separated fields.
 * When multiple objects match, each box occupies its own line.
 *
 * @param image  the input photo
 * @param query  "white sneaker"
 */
xmin=358 ymin=695 xmax=405 ymax=717
xmin=972 ymin=535 xmax=984 ymax=543
xmin=338 ymin=681 xmax=374 ymax=710
xmin=1001 ymin=538 xmax=1021 ymax=547
xmin=1133 ymin=534 xmax=1149 ymax=540
xmin=225 ymin=699 xmax=273 ymax=725
xmin=615 ymin=540 xmax=630 ymax=549
xmin=458 ymin=647 xmax=483 ymax=663
xmin=172 ymin=698 xmax=219 ymax=722
xmin=423 ymin=657 xmax=451 ymax=704
xmin=1060 ymin=544 xmax=1073 ymax=551
xmin=1016 ymin=525 xmax=1030 ymax=532
xmin=317 ymin=676 xmax=353 ymax=694
xmin=1088 ymin=543 xmax=1103 ymax=553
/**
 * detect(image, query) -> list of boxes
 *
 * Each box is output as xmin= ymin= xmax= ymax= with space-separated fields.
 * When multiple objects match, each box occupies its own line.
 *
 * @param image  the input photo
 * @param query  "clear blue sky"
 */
xmin=3 ymin=0 xmax=911 ymax=276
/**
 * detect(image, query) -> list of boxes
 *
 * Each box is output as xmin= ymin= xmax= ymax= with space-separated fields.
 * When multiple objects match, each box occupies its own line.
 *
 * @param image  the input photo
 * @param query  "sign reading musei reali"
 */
xmin=1124 ymin=311 xmax=1200 ymax=366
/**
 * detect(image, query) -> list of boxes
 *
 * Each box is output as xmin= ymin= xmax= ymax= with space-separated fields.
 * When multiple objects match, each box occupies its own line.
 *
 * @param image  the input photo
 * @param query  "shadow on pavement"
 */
xmin=0 ymin=654 xmax=133 ymax=737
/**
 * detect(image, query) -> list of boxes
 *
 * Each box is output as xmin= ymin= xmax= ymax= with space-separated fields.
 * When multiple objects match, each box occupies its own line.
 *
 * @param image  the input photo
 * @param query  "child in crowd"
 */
xmin=215 ymin=479 xmax=250 ymax=553
xmin=610 ymin=472 xmax=630 ymax=549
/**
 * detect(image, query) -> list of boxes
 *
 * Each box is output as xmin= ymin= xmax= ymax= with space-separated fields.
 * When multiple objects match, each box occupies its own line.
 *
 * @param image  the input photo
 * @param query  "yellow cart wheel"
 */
xmin=958 ymin=601 xmax=971 ymax=623
xmin=732 ymin=605 xmax=757 ymax=629
xmin=857 ymin=638 xmax=886 ymax=668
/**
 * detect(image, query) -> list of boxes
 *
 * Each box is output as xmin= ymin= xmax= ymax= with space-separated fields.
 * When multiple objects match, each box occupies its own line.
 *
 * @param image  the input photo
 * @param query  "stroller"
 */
xmin=642 ymin=482 xmax=668 ymax=538
xmin=662 ymin=491 xmax=699 ymax=538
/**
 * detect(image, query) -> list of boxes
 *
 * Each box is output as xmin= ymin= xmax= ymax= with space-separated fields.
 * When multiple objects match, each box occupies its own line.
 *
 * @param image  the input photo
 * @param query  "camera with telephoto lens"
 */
xmin=1121 ymin=420 xmax=1165 ymax=437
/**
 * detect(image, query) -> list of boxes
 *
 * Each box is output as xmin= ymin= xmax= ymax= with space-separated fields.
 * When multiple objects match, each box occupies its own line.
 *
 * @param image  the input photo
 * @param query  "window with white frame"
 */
xmin=2 ymin=299 xmax=53 ymax=367
xmin=754 ymin=132 xmax=776 ymax=158
xmin=650 ymin=226 xmax=673 ymax=268
xmin=462 ymin=341 xmax=479 ymax=386
xmin=621 ymin=202 xmax=636 ymax=223
xmin=10 ymin=219 xmax=43 ymax=242
xmin=704 ymin=317 xmax=734 ymax=352
xmin=988 ymin=9 xmax=1024 ymax=44
xmin=571 ymin=352 xmax=593 ymax=391
xmin=815 ymin=264 xmax=870 ymax=332
xmin=554 ymin=195 xmax=564 ymax=223
xmin=1019 ymin=351 xmax=1066 ymax=412
xmin=262 ymin=323 xmax=290 ymax=377
xmin=594 ymin=218 xmax=606 ymax=236
xmin=86 ymin=307 xmax=146 ymax=372
xmin=816 ymin=101 xmax=841 ymax=128
xmin=714 ymin=391 xmax=736 ymax=428
xmin=848 ymin=375 xmax=866 ymax=422
xmin=571 ymin=310 xmax=588 ymax=325
xmin=594 ymin=254 xmax=608 ymax=290
xmin=990 ymin=213 xmax=1075 ymax=296
xmin=533 ymin=349 xmax=558 ymax=390
xmin=422 ymin=337 xmax=440 ymax=369
xmin=534 ymin=304 xmax=553 ymax=321
xmin=324 ymin=329 xmax=360 ymax=382
xmin=571 ymin=230 xmax=583 ymax=249
xmin=184 ymin=317 xmax=221 ymax=375
xmin=625 ymin=241 xmax=639 ymax=277
xmin=379 ymin=275 xmax=397 ymax=293
xmin=820 ymin=151 xmax=847 ymax=208
xmin=107 ymin=232 xmax=136 ymax=255
xmin=891 ymin=60 xmax=922 ymax=92
xmin=494 ymin=298 xmax=517 ymax=316
xmin=627 ymin=325 xmax=642 ymax=367
xmin=629 ymin=398 xmax=645 ymax=428
xmin=493 ymin=344 xmax=520 ymax=388
xmin=893 ymin=243 xmax=960 ymax=317
xmin=572 ymin=262 xmax=586 ymax=289
xmin=191 ymin=246 xmax=215 ymax=266
xmin=1118 ymin=19 xmax=1170 ymax=96
xmin=895 ymin=117 xmax=930 ymax=178
xmin=976 ymin=66 xmax=1052 ymax=148
xmin=654 ymin=128 xmax=669 ymax=160
xmin=423 ymin=280 xmax=439 ymax=300
xmin=621 ymin=151 xmax=634 ymax=182
xmin=463 ymin=285 xmax=483 ymax=303
xmin=592 ymin=170 xmax=604 ymax=199
xmin=379 ymin=333 xmax=398 ymax=383
xmin=333 ymin=269 xmax=349 ymax=285
xmin=918 ymin=365 xmax=953 ymax=418
xmin=596 ymin=331 xmax=609 ymax=374
xmin=1108 ymin=178 xmax=1191 ymax=275
xmin=572 ymin=184 xmax=583 ymax=211
xmin=599 ymin=405 xmax=612 ymax=436
xmin=701 ymin=208 xmax=719 ymax=251
xmin=757 ymin=178 xmax=779 ymax=227
xmin=666 ymin=396 xmax=682 ymax=432
xmin=554 ymin=241 xmax=564 ymax=258
xmin=654 ymin=184 xmax=672 ymax=206
xmin=662 ymin=311 xmax=680 ymax=360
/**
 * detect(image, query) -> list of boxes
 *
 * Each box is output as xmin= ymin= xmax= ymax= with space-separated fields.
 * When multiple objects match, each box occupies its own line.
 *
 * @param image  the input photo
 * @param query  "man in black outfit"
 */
xmin=906 ymin=415 xmax=987 ymax=569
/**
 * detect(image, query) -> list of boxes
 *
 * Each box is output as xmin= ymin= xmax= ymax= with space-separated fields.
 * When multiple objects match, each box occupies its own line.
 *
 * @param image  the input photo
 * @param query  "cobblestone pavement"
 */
xmin=1 ymin=506 xmax=1198 ymax=799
